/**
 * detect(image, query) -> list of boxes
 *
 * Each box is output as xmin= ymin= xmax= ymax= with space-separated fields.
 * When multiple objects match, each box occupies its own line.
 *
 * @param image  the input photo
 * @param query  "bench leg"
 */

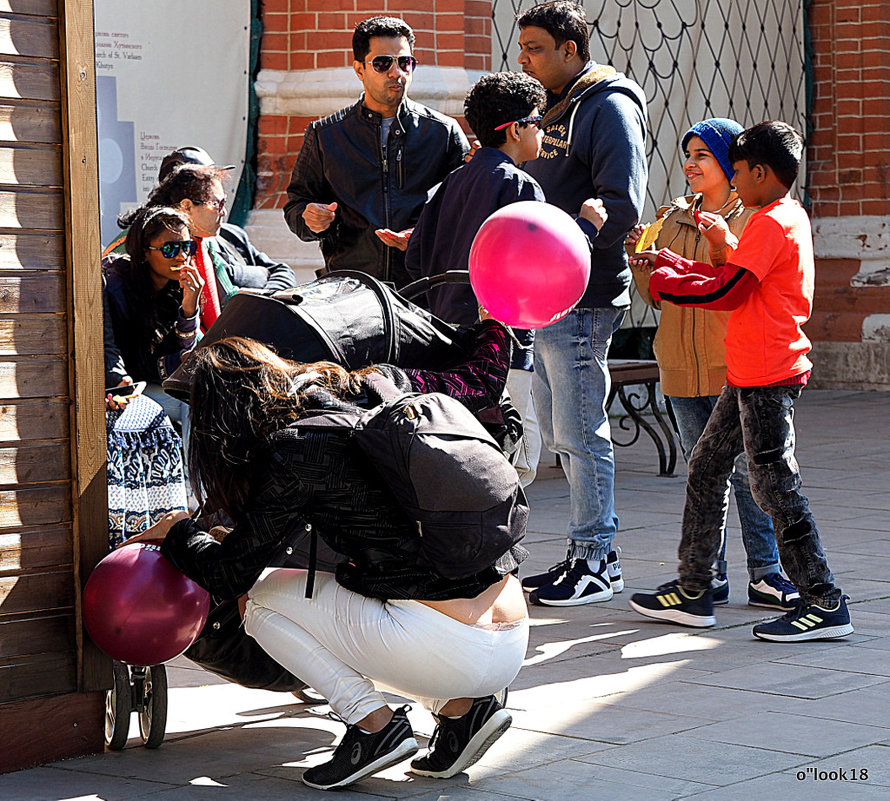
xmin=613 ymin=381 xmax=678 ymax=476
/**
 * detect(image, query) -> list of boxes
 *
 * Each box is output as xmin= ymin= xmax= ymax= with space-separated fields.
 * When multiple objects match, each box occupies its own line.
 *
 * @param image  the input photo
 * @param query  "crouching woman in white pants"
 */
xmin=138 ymin=328 xmax=529 ymax=790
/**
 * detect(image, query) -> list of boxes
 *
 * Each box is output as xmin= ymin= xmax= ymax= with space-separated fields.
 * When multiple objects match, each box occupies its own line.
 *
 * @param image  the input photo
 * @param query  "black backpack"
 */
xmin=297 ymin=373 xmax=528 ymax=584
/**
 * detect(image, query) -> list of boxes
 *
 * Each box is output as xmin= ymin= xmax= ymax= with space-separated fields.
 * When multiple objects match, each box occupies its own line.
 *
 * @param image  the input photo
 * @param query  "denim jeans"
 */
xmin=533 ymin=307 xmax=625 ymax=562
xmin=669 ymin=394 xmax=780 ymax=581
xmin=678 ymin=384 xmax=839 ymax=605
xmin=506 ymin=368 xmax=542 ymax=488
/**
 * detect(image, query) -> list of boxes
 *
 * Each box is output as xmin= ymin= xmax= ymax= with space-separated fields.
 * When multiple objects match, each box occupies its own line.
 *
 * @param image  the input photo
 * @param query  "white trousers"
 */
xmin=507 ymin=368 xmax=542 ymax=488
xmin=244 ymin=569 xmax=529 ymax=726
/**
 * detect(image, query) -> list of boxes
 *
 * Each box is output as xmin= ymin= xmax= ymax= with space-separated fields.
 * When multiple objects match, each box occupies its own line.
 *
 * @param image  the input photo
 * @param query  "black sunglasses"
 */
xmin=364 ymin=55 xmax=418 ymax=73
xmin=146 ymin=239 xmax=198 ymax=259
xmin=494 ymin=115 xmax=544 ymax=131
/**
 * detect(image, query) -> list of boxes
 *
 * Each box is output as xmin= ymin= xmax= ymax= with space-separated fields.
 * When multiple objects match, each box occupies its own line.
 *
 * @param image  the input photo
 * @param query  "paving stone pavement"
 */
xmin=2 ymin=389 xmax=888 ymax=801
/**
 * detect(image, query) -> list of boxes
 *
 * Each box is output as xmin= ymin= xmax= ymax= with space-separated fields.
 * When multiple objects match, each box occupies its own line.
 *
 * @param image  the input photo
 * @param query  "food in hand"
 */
xmin=634 ymin=218 xmax=663 ymax=253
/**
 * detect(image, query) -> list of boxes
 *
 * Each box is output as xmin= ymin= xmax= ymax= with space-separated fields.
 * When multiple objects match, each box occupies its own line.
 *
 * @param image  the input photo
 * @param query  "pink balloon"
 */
xmin=469 ymin=201 xmax=590 ymax=328
xmin=83 ymin=542 xmax=210 ymax=665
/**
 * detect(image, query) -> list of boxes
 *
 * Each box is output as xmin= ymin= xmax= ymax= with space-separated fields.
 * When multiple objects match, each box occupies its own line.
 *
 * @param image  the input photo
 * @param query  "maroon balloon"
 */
xmin=83 ymin=542 xmax=210 ymax=665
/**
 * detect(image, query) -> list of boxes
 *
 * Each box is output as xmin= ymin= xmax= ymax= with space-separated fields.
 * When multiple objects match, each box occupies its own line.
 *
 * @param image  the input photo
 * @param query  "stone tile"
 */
xmin=685 ymin=659 xmax=888 ymax=699
xmin=0 ymin=767 xmax=174 ymax=801
xmin=467 ymin=756 xmax=714 ymax=801
xmin=786 ymin=682 xmax=890 ymax=729
xmin=578 ymin=733 xmax=805 ymax=785
xmin=797 ymin=745 xmax=890 ymax=787
xmin=776 ymin=642 xmax=890 ymax=677
xmin=691 ymin=710 xmax=890 ymax=757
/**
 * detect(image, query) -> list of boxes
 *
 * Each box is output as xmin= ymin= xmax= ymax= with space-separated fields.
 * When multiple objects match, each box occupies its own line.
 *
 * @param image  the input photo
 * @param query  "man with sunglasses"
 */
xmin=284 ymin=16 xmax=468 ymax=288
xmin=515 ymin=1 xmax=648 ymax=607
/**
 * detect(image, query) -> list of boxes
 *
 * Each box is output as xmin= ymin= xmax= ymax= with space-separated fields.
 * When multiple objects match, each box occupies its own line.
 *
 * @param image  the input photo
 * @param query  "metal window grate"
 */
xmin=492 ymin=0 xmax=806 ymax=340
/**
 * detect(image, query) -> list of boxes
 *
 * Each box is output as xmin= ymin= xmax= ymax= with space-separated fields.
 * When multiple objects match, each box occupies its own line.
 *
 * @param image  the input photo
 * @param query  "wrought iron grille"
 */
xmin=491 ymin=0 xmax=807 ymax=341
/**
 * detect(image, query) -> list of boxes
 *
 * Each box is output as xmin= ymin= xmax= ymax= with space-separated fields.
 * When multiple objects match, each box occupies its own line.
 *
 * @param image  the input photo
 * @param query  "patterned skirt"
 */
xmin=106 ymin=394 xmax=188 ymax=548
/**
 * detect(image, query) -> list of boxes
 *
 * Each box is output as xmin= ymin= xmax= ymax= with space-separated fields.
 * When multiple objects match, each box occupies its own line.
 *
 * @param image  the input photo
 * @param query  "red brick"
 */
xmin=862 ymin=199 xmax=890 ymax=214
xmin=436 ymin=32 xmax=464 ymax=49
xmin=289 ymin=13 xmax=318 ymax=31
xmin=262 ymin=32 xmax=289 ymax=51
xmin=259 ymin=115 xmax=289 ymax=135
xmin=317 ymin=12 xmax=348 ymax=30
xmin=261 ymin=0 xmax=290 ymax=14
xmin=317 ymin=50 xmax=349 ymax=68
xmin=289 ymin=51 xmax=315 ymax=70
xmin=261 ymin=51 xmax=289 ymax=70
xmin=262 ymin=13 xmax=291 ymax=35
xmin=437 ymin=51 xmax=464 ymax=67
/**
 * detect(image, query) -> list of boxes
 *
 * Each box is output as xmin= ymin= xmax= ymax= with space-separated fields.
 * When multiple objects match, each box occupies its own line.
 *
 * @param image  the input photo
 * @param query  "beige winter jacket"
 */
xmin=630 ymin=193 xmax=753 ymax=397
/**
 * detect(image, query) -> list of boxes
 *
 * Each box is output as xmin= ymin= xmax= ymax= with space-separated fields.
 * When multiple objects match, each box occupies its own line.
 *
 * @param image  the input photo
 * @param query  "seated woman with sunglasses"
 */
xmin=103 ymin=206 xmax=204 ymax=450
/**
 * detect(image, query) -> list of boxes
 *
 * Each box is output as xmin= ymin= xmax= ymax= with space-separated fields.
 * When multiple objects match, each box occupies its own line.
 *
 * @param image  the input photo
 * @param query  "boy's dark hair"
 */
xmin=517 ymin=1 xmax=590 ymax=64
xmin=465 ymin=72 xmax=547 ymax=148
xmin=728 ymin=120 xmax=803 ymax=189
xmin=353 ymin=17 xmax=415 ymax=63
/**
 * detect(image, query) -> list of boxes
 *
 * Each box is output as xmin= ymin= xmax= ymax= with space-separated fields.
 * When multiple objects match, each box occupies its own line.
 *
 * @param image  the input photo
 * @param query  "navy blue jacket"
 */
xmin=524 ymin=64 xmax=647 ymax=309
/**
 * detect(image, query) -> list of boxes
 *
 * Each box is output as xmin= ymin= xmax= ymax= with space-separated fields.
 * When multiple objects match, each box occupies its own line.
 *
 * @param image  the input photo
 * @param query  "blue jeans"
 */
xmin=669 ymin=395 xmax=780 ymax=582
xmin=678 ymin=384 xmax=839 ymax=606
xmin=533 ymin=307 xmax=625 ymax=562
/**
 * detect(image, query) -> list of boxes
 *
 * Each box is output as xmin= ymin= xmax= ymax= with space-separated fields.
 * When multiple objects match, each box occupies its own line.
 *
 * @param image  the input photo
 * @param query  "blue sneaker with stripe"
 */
xmin=753 ymin=595 xmax=853 ymax=642
xmin=628 ymin=579 xmax=716 ymax=628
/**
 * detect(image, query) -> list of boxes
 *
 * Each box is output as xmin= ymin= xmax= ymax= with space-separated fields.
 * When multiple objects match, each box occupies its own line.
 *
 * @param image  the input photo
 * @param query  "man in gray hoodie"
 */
xmin=516 ymin=1 xmax=648 ymax=606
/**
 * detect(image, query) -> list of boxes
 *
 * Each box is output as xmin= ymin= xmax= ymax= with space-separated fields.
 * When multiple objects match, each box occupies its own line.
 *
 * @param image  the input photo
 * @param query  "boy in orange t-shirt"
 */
xmin=626 ymin=121 xmax=852 ymax=642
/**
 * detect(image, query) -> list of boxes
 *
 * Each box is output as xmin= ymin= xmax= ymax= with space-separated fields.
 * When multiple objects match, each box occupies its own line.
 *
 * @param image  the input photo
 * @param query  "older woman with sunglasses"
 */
xmin=103 ymin=206 xmax=204 ymax=450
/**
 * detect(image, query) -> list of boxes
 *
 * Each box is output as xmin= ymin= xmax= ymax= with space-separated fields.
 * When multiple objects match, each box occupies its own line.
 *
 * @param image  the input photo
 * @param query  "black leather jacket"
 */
xmin=284 ymin=97 xmax=468 ymax=288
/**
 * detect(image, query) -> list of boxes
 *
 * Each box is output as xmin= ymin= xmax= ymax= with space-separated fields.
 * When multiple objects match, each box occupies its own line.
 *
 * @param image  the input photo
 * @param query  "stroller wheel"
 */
xmin=136 ymin=664 xmax=168 ymax=749
xmin=105 ymin=661 xmax=132 ymax=750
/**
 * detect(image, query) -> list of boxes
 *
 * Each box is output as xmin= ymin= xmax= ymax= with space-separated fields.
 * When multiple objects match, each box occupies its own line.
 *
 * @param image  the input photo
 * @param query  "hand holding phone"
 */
xmin=105 ymin=381 xmax=146 ymax=400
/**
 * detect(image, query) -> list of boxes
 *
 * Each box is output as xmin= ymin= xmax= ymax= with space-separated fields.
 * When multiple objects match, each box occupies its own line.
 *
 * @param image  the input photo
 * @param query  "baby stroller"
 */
xmin=104 ymin=394 xmax=189 ymax=750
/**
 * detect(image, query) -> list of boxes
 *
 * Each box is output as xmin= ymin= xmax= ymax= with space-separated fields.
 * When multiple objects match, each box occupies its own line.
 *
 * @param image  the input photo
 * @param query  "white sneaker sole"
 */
xmin=628 ymin=598 xmax=716 ymax=628
xmin=609 ymin=576 xmax=625 ymax=593
xmin=411 ymin=710 xmax=512 ymax=779
xmin=302 ymin=737 xmax=418 ymax=790
xmin=753 ymin=623 xmax=854 ymax=642
xmin=532 ymin=587 xmax=614 ymax=606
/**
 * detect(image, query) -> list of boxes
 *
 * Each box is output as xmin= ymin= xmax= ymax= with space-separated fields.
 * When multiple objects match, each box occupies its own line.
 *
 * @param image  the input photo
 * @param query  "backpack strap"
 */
xmin=360 ymin=371 xmax=404 ymax=403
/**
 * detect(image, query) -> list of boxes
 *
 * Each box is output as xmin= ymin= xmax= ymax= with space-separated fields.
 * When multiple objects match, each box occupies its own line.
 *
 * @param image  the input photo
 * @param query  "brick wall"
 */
xmin=805 ymin=0 xmax=890 ymax=387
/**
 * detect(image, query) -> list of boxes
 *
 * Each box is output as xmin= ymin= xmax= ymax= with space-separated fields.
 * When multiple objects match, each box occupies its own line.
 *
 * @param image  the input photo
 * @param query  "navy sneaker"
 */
xmin=410 ymin=695 xmax=511 ymax=779
xmin=528 ymin=558 xmax=612 ymax=606
xmin=753 ymin=595 xmax=853 ymax=642
xmin=748 ymin=573 xmax=800 ymax=611
xmin=711 ymin=574 xmax=729 ymax=605
xmin=606 ymin=547 xmax=624 ymax=593
xmin=521 ymin=558 xmax=571 ymax=593
xmin=629 ymin=580 xmax=716 ymax=627
xmin=302 ymin=705 xmax=418 ymax=790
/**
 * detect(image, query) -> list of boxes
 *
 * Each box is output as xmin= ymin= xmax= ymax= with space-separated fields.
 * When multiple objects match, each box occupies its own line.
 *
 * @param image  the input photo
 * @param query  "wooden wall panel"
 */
xmin=0 ymin=2 xmax=58 ymax=16
xmin=0 ymin=145 xmax=62 ymax=185
xmin=0 ymin=231 xmax=65 ymax=269
xmin=0 ymin=400 xmax=68 ymax=441
xmin=0 ymin=273 xmax=65 ymax=312
xmin=0 ymin=315 xmax=66 ymax=355
xmin=0 ymin=613 xmax=74 ymax=659
xmin=0 ymin=485 xmax=70 ymax=527
xmin=0 ymin=652 xmax=77 ymax=704
xmin=0 ymin=15 xmax=58 ymax=59
xmin=0 ymin=441 xmax=69 ymax=483
xmin=0 ymin=60 xmax=59 ymax=101
xmin=0 ymin=527 xmax=72 ymax=572
xmin=0 ymin=356 xmax=67 ymax=397
xmin=0 ymin=691 xmax=104 ymax=772
xmin=0 ymin=100 xmax=61 ymax=143
xmin=0 ymin=569 xmax=73 ymax=614
xmin=0 ymin=188 xmax=63 ymax=228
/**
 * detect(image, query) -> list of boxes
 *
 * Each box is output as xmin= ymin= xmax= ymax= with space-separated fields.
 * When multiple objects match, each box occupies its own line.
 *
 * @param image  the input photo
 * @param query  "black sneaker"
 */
xmin=302 ymin=705 xmax=418 ymax=790
xmin=711 ymin=574 xmax=729 ymax=605
xmin=528 ymin=558 xmax=612 ymax=606
xmin=521 ymin=558 xmax=571 ymax=592
xmin=628 ymin=580 xmax=716 ymax=627
xmin=748 ymin=573 xmax=800 ymax=611
xmin=753 ymin=595 xmax=853 ymax=642
xmin=410 ymin=696 xmax=512 ymax=779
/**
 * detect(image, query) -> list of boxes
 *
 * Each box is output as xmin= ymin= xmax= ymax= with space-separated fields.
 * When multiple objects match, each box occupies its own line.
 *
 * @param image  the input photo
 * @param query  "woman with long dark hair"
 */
xmin=134 ymin=324 xmax=529 ymax=791
xmin=103 ymin=206 xmax=204 ymax=446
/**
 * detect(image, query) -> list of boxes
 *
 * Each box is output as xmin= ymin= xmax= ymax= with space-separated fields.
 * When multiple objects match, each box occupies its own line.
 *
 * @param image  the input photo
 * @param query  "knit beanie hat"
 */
xmin=681 ymin=118 xmax=744 ymax=181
